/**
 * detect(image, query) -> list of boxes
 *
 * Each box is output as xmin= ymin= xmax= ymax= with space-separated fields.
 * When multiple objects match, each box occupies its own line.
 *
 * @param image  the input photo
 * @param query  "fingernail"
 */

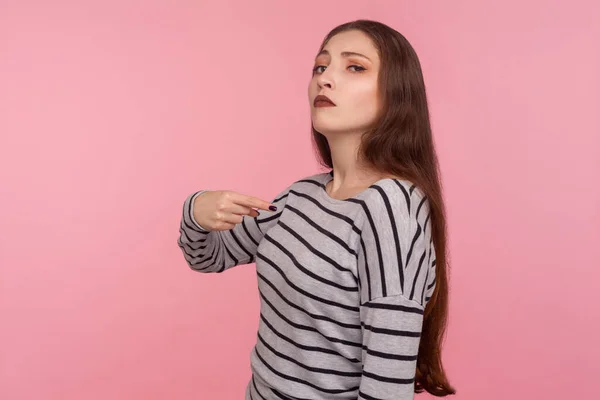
xmin=269 ymin=205 xmax=277 ymax=211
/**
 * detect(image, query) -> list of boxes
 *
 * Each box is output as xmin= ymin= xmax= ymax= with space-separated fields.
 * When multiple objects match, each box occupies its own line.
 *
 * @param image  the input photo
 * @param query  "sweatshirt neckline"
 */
xmin=316 ymin=171 xmax=391 ymax=205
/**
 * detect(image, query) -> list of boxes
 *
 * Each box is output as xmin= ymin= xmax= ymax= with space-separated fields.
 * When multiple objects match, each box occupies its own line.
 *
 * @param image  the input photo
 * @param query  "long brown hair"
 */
xmin=311 ymin=19 xmax=456 ymax=396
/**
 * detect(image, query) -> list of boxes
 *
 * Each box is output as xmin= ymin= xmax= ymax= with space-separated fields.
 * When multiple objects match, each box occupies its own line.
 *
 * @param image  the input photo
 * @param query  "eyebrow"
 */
xmin=316 ymin=49 xmax=372 ymax=62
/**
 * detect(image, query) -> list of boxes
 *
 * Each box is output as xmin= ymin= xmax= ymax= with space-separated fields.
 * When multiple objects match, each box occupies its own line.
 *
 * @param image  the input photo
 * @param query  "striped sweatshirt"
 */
xmin=177 ymin=171 xmax=437 ymax=400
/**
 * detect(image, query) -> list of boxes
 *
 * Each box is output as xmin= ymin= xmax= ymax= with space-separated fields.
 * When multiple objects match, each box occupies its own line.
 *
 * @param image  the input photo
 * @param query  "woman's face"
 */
xmin=308 ymin=30 xmax=381 ymax=136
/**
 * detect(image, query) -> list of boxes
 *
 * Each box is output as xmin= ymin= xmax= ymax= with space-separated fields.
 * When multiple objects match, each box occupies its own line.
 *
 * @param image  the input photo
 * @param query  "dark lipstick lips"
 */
xmin=314 ymin=94 xmax=336 ymax=106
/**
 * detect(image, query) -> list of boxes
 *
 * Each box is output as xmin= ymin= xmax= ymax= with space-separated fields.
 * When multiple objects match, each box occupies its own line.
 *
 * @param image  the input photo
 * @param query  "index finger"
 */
xmin=233 ymin=193 xmax=277 ymax=212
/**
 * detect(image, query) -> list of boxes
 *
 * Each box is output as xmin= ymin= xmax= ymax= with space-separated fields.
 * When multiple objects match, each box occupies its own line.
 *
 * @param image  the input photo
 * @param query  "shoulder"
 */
xmin=269 ymin=172 xmax=329 ymax=203
xmin=306 ymin=171 xmax=331 ymax=180
xmin=284 ymin=171 xmax=329 ymax=192
xmin=355 ymin=178 xmax=435 ymax=303
xmin=294 ymin=171 xmax=329 ymax=185
xmin=359 ymin=177 xmax=430 ymax=225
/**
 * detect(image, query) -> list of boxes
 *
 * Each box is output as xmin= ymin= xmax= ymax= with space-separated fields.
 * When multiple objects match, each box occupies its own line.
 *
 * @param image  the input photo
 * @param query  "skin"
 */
xmin=195 ymin=31 xmax=393 ymax=230
xmin=308 ymin=30 xmax=392 ymax=201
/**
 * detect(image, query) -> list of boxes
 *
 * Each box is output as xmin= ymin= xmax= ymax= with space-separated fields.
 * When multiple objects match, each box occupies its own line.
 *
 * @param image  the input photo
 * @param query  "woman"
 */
xmin=178 ymin=19 xmax=455 ymax=399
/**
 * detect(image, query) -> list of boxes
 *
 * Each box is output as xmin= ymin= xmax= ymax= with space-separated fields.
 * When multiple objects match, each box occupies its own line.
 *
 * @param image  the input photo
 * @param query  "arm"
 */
xmin=355 ymin=181 xmax=437 ymax=399
xmin=177 ymin=186 xmax=291 ymax=273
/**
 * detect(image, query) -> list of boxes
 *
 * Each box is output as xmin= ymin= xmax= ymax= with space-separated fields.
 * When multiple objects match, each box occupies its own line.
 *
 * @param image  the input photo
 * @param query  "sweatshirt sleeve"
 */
xmin=177 ymin=185 xmax=292 ymax=273
xmin=355 ymin=180 xmax=437 ymax=399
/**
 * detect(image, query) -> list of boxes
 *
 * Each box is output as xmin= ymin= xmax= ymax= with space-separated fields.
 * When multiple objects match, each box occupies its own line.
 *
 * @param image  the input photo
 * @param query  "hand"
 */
xmin=192 ymin=190 xmax=277 ymax=231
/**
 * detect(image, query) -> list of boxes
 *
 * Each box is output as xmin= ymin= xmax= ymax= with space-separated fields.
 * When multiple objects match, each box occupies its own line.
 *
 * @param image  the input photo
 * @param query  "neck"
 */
xmin=325 ymin=132 xmax=381 ymax=191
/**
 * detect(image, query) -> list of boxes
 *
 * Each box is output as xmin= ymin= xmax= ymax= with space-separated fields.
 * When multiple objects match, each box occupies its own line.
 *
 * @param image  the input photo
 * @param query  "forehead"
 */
xmin=318 ymin=30 xmax=379 ymax=61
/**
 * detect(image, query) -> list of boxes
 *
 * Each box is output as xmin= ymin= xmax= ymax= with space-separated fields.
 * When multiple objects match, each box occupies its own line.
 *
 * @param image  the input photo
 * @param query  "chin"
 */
xmin=312 ymin=121 xmax=341 ymax=136
xmin=312 ymin=119 xmax=366 ymax=136
xmin=312 ymin=118 xmax=337 ymax=135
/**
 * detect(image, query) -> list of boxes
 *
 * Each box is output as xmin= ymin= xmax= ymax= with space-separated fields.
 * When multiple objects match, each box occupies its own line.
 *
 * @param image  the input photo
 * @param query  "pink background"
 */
xmin=1 ymin=1 xmax=598 ymax=399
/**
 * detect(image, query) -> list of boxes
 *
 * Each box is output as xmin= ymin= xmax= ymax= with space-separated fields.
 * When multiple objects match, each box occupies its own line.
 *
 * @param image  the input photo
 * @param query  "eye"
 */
xmin=312 ymin=64 xmax=366 ymax=75
xmin=312 ymin=65 xmax=326 ymax=74
xmin=348 ymin=65 xmax=366 ymax=72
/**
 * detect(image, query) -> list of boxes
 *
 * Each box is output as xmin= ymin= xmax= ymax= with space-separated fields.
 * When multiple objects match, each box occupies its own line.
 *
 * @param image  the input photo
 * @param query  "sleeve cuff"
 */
xmin=190 ymin=190 xmax=211 ymax=232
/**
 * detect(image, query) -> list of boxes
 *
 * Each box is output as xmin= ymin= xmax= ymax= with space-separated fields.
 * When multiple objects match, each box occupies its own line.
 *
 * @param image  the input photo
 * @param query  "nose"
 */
xmin=317 ymin=71 xmax=334 ymax=90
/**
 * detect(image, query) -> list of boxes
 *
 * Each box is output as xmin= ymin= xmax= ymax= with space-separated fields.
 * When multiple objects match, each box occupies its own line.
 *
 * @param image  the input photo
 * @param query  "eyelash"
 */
xmin=312 ymin=65 xmax=366 ymax=74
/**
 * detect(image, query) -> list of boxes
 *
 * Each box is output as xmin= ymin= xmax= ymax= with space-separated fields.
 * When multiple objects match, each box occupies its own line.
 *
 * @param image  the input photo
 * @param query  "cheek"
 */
xmin=308 ymin=85 xmax=318 ymax=108
xmin=307 ymin=78 xmax=318 ymax=97
xmin=350 ymin=82 xmax=379 ymax=116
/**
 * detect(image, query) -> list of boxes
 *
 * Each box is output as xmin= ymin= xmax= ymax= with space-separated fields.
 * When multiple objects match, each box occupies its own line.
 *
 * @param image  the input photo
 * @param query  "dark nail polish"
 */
xmin=269 ymin=205 xmax=277 ymax=211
